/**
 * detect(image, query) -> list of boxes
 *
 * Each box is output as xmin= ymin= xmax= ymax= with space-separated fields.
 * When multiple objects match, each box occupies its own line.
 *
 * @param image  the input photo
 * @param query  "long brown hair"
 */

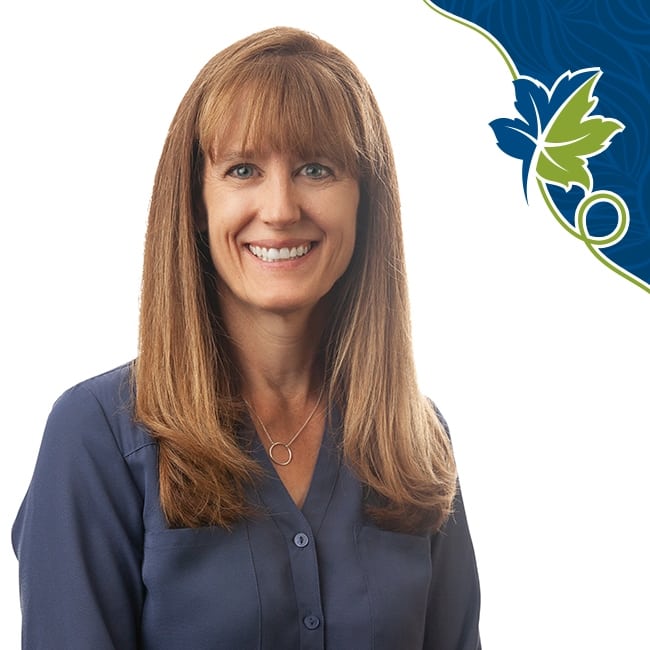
xmin=135 ymin=26 xmax=457 ymax=533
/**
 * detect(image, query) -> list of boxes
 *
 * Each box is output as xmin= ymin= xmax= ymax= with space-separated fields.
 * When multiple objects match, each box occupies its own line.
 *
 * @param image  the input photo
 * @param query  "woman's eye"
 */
xmin=302 ymin=163 xmax=332 ymax=179
xmin=227 ymin=163 xmax=255 ymax=179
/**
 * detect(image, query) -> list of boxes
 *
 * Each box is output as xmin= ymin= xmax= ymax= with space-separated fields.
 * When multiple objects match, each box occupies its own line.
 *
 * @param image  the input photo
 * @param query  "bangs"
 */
xmin=198 ymin=55 xmax=362 ymax=175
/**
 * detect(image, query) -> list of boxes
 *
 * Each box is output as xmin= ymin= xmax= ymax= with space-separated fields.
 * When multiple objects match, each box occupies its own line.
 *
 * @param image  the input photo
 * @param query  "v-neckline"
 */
xmin=248 ymin=407 xmax=342 ymax=534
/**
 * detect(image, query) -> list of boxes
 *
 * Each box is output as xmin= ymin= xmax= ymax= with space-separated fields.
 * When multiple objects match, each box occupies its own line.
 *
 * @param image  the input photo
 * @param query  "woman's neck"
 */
xmin=221 ymin=296 xmax=325 ymax=407
xmin=219 ymin=291 xmax=329 ymax=509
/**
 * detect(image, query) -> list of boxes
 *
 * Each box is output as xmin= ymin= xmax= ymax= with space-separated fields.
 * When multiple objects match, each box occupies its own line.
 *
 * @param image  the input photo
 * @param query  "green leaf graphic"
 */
xmin=536 ymin=70 xmax=624 ymax=192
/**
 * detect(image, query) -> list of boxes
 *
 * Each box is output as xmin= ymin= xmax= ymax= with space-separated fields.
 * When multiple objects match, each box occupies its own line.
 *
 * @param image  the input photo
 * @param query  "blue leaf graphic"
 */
xmin=546 ymin=68 xmax=600 ymax=118
xmin=512 ymin=78 xmax=553 ymax=134
xmin=490 ymin=68 xmax=612 ymax=200
xmin=489 ymin=116 xmax=536 ymax=195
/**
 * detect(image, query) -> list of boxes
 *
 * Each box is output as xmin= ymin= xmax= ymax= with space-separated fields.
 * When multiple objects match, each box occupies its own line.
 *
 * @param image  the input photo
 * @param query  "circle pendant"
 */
xmin=268 ymin=442 xmax=293 ymax=466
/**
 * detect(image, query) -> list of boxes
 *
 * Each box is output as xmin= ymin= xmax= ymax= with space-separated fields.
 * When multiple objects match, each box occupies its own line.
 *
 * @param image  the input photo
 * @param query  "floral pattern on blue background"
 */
xmin=424 ymin=0 xmax=650 ymax=293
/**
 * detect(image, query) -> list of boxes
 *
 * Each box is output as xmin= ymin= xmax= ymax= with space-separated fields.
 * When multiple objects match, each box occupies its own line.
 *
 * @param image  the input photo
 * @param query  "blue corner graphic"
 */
xmin=423 ymin=0 xmax=650 ymax=294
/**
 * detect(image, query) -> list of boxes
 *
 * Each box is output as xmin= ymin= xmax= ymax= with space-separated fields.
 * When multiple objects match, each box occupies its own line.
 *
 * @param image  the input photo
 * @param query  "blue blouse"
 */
xmin=12 ymin=364 xmax=481 ymax=649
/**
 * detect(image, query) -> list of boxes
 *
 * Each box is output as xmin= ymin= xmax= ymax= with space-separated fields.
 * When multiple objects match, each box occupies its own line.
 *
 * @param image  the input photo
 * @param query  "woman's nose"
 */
xmin=257 ymin=175 xmax=301 ymax=227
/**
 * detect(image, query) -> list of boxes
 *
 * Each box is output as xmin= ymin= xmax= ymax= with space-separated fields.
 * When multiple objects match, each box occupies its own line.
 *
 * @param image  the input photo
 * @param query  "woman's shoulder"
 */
xmin=48 ymin=361 xmax=154 ymax=458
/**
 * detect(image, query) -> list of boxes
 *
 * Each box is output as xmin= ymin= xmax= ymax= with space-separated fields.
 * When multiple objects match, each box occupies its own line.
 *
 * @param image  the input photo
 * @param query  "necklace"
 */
xmin=243 ymin=384 xmax=325 ymax=466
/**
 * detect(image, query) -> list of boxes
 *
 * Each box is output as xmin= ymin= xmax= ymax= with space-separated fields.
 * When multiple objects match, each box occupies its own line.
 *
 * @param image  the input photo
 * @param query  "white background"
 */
xmin=2 ymin=1 xmax=648 ymax=648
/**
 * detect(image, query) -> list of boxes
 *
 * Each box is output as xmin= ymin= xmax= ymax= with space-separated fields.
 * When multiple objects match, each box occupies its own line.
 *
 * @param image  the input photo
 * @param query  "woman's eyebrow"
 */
xmin=212 ymin=150 xmax=255 ymax=164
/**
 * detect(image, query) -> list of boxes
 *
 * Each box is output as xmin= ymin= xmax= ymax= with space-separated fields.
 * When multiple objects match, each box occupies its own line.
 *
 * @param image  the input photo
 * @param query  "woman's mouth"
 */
xmin=247 ymin=243 xmax=313 ymax=262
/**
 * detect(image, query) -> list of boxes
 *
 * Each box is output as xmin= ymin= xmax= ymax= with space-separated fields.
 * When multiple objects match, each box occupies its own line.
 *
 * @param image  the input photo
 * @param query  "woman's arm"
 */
xmin=423 ymin=485 xmax=482 ymax=650
xmin=12 ymin=384 xmax=145 ymax=649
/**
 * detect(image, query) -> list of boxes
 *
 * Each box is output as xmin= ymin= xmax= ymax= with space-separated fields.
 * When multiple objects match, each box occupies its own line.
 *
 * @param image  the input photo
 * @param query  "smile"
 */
xmin=248 ymin=243 xmax=312 ymax=262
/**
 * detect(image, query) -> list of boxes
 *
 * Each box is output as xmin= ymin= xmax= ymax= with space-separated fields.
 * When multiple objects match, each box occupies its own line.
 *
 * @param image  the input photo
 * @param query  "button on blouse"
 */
xmin=294 ymin=532 xmax=310 ymax=547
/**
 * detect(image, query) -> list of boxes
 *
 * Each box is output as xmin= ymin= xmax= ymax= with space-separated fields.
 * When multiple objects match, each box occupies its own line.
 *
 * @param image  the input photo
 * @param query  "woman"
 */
xmin=13 ymin=26 xmax=481 ymax=649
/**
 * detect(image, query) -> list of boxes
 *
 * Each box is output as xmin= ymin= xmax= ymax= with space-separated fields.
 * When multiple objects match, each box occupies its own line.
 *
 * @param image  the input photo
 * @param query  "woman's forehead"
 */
xmin=199 ymin=72 xmax=362 ymax=172
xmin=205 ymin=115 xmax=356 ymax=171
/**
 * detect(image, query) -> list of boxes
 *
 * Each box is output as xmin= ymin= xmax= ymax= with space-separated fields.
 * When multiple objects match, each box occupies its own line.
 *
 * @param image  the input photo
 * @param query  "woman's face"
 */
xmin=201 ymin=139 xmax=359 ymax=321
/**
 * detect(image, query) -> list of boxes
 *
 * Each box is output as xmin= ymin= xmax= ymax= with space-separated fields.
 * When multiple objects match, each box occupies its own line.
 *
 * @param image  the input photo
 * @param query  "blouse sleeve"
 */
xmin=423 ymin=484 xmax=482 ymax=649
xmin=12 ymin=385 xmax=145 ymax=649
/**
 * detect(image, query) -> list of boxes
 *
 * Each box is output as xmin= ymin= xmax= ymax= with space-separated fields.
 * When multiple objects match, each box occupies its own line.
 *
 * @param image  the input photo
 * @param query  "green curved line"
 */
xmin=576 ymin=191 xmax=628 ymax=247
xmin=537 ymin=180 xmax=650 ymax=294
xmin=538 ymin=178 xmax=583 ymax=240
xmin=422 ymin=0 xmax=518 ymax=79
xmin=541 ymin=180 xmax=628 ymax=246
xmin=583 ymin=243 xmax=650 ymax=294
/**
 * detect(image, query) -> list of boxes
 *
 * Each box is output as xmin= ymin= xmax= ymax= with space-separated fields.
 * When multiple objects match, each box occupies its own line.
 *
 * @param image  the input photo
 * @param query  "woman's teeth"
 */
xmin=248 ymin=244 xmax=312 ymax=262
